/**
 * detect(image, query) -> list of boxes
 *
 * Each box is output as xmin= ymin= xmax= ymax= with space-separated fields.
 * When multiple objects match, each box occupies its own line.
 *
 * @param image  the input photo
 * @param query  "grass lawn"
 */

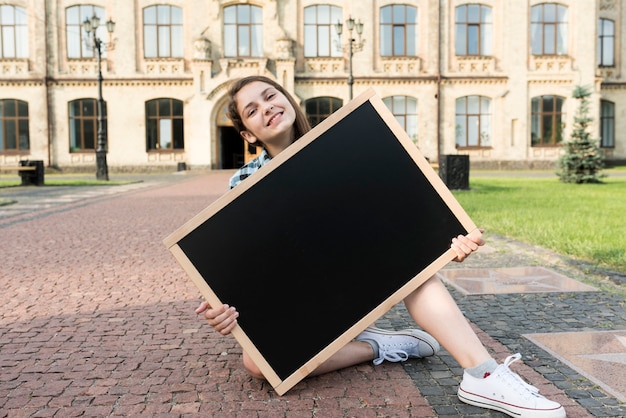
xmin=453 ymin=175 xmax=626 ymax=275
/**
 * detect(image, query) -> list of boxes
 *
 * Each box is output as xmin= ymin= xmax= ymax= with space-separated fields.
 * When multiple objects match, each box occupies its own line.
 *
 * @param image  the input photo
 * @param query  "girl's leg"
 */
xmin=403 ymin=275 xmax=491 ymax=368
xmin=243 ymin=341 xmax=375 ymax=379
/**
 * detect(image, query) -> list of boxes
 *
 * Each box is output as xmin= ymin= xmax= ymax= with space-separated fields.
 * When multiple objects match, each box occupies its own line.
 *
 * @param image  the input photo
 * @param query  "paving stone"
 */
xmin=1 ymin=171 xmax=624 ymax=417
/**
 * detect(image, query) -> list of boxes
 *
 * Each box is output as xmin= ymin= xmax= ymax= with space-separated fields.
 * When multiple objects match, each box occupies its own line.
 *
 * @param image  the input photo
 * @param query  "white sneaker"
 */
xmin=356 ymin=326 xmax=440 ymax=365
xmin=458 ymin=353 xmax=566 ymax=418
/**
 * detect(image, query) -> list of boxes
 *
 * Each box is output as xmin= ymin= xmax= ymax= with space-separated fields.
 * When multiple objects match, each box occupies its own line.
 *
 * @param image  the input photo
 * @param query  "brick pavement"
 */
xmin=1 ymin=170 xmax=625 ymax=417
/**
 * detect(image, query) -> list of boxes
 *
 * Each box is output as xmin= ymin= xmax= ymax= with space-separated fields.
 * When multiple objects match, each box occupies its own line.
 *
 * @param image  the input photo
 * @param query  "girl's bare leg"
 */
xmin=403 ymin=276 xmax=491 ymax=368
xmin=243 ymin=341 xmax=375 ymax=379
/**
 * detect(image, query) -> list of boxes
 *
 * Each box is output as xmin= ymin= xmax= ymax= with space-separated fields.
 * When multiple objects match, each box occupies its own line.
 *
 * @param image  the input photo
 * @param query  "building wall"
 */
xmin=0 ymin=0 xmax=624 ymax=172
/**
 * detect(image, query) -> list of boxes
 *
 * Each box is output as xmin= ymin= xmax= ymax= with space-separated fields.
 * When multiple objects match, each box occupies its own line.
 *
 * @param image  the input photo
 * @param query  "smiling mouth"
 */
xmin=267 ymin=112 xmax=282 ymax=126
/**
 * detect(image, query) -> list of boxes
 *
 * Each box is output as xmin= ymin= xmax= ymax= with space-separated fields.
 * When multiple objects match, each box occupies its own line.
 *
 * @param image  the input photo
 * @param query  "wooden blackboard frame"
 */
xmin=163 ymin=89 xmax=477 ymax=395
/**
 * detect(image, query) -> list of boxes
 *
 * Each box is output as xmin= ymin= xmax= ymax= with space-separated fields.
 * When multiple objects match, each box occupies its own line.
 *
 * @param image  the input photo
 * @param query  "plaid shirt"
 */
xmin=229 ymin=149 xmax=272 ymax=189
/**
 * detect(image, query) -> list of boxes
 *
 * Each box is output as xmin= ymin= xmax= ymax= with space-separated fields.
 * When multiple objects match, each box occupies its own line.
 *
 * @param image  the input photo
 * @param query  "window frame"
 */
xmin=68 ymin=98 xmax=108 ymax=152
xmin=0 ymin=5 xmax=28 ymax=58
xmin=598 ymin=18 xmax=615 ymax=68
xmin=530 ymin=3 xmax=568 ymax=56
xmin=145 ymin=98 xmax=184 ymax=151
xmin=380 ymin=4 xmax=418 ymax=57
xmin=223 ymin=4 xmax=263 ymax=58
xmin=303 ymin=4 xmax=342 ymax=58
xmin=66 ymin=4 xmax=107 ymax=59
xmin=143 ymin=5 xmax=184 ymax=59
xmin=455 ymin=4 xmax=492 ymax=56
xmin=531 ymin=95 xmax=565 ymax=146
xmin=0 ymin=99 xmax=30 ymax=153
xmin=455 ymin=95 xmax=492 ymax=148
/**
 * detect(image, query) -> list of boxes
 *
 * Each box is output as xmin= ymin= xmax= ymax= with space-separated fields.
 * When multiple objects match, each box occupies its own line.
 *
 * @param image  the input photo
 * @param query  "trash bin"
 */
xmin=19 ymin=160 xmax=45 ymax=186
xmin=439 ymin=155 xmax=469 ymax=190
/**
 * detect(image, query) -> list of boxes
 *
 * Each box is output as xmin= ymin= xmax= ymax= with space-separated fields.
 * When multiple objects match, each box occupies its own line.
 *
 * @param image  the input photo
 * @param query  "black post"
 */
xmin=94 ymin=37 xmax=109 ymax=181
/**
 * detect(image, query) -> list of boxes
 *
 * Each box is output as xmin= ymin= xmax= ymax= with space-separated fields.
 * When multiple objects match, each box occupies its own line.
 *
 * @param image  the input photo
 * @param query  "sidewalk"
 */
xmin=1 ymin=170 xmax=624 ymax=417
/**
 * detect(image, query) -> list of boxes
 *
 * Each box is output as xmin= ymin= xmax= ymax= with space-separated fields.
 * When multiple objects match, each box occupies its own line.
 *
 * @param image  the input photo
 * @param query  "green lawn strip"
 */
xmin=453 ymin=176 xmax=626 ymax=275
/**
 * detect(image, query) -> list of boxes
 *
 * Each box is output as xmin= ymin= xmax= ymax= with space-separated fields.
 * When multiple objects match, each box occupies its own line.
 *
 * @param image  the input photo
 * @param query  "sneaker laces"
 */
xmin=499 ymin=354 xmax=540 ymax=395
xmin=374 ymin=349 xmax=409 ymax=365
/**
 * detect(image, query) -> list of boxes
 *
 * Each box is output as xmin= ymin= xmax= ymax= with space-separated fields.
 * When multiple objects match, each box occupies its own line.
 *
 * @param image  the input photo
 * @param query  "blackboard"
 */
xmin=163 ymin=89 xmax=477 ymax=395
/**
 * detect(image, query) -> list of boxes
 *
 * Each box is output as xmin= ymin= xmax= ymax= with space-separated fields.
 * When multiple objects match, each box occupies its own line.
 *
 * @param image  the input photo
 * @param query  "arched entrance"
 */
xmin=215 ymin=101 xmax=260 ymax=169
xmin=216 ymin=101 xmax=242 ymax=169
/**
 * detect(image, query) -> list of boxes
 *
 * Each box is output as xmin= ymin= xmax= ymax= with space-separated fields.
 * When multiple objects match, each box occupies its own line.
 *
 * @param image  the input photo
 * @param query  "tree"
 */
xmin=556 ymin=85 xmax=606 ymax=183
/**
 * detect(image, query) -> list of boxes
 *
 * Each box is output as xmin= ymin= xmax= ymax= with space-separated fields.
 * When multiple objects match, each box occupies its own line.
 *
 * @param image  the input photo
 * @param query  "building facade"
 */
xmin=1 ymin=0 xmax=624 ymax=173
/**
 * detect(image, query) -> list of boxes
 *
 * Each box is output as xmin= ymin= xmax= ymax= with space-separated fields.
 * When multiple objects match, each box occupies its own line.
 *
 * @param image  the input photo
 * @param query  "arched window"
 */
xmin=224 ymin=4 xmax=263 ymax=57
xmin=380 ymin=4 xmax=417 ymax=57
xmin=304 ymin=5 xmax=342 ymax=57
xmin=66 ymin=4 xmax=106 ymax=59
xmin=143 ymin=5 xmax=183 ymax=58
xmin=0 ymin=99 xmax=30 ymax=152
xmin=69 ymin=98 xmax=107 ymax=152
xmin=383 ymin=96 xmax=418 ymax=145
xmin=455 ymin=96 xmax=491 ymax=147
xmin=146 ymin=98 xmax=184 ymax=151
xmin=531 ymin=3 xmax=568 ymax=55
xmin=455 ymin=4 xmax=492 ymax=56
xmin=600 ymin=100 xmax=615 ymax=148
xmin=304 ymin=97 xmax=342 ymax=127
xmin=531 ymin=95 xmax=565 ymax=146
xmin=598 ymin=18 xmax=615 ymax=67
xmin=0 ymin=5 xmax=28 ymax=58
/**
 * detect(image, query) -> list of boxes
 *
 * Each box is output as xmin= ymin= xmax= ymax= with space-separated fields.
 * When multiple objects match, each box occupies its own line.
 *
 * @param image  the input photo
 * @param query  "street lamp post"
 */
xmin=335 ymin=17 xmax=365 ymax=100
xmin=83 ymin=15 xmax=115 ymax=181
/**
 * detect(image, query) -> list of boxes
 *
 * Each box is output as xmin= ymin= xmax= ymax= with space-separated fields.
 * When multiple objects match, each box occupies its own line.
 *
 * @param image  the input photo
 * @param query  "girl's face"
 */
xmin=235 ymin=81 xmax=297 ymax=155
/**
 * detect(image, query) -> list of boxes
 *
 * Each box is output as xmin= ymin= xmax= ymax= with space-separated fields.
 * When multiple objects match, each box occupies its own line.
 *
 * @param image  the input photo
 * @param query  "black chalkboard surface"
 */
xmin=163 ymin=89 xmax=477 ymax=395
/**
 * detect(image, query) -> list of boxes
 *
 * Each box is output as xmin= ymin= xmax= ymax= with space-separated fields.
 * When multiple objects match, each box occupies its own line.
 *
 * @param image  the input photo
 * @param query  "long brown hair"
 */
xmin=226 ymin=75 xmax=311 ymax=146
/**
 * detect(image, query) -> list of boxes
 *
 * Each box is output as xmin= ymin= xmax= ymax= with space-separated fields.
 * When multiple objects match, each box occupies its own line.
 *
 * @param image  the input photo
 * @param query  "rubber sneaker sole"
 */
xmin=458 ymin=388 xmax=566 ymax=418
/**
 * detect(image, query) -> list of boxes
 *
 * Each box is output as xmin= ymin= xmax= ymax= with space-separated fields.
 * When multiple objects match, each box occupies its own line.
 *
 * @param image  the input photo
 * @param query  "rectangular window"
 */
xmin=84 ymin=119 xmax=95 ymax=149
xmin=159 ymin=119 xmax=172 ymax=149
xmin=0 ymin=5 xmax=28 ymax=58
xmin=143 ymin=5 xmax=183 ymax=58
xmin=144 ymin=26 xmax=157 ymax=57
xmin=238 ymin=26 xmax=250 ymax=56
xmin=455 ymin=5 xmax=492 ymax=56
xmin=224 ymin=4 xmax=263 ymax=58
xmin=66 ymin=5 xmax=107 ymax=59
xmin=5 ymin=120 xmax=16 ymax=149
xmin=531 ymin=4 xmax=568 ymax=56
xmin=224 ymin=25 xmax=236 ymax=56
xmin=0 ymin=99 xmax=29 ymax=152
xmin=455 ymin=96 xmax=492 ymax=147
xmin=598 ymin=19 xmax=615 ymax=67
xmin=393 ymin=26 xmax=405 ymax=55
xmin=600 ymin=100 xmax=615 ymax=148
xmin=145 ymin=98 xmax=184 ymax=151
xmin=380 ymin=5 xmax=417 ymax=57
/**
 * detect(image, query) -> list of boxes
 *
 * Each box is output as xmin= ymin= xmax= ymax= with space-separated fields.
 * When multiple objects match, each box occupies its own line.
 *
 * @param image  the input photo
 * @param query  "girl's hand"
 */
xmin=195 ymin=301 xmax=239 ymax=336
xmin=451 ymin=228 xmax=485 ymax=262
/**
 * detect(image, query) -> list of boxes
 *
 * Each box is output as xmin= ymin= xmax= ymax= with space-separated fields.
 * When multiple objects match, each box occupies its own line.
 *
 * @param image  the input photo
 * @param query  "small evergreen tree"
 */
xmin=556 ymin=85 xmax=606 ymax=183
